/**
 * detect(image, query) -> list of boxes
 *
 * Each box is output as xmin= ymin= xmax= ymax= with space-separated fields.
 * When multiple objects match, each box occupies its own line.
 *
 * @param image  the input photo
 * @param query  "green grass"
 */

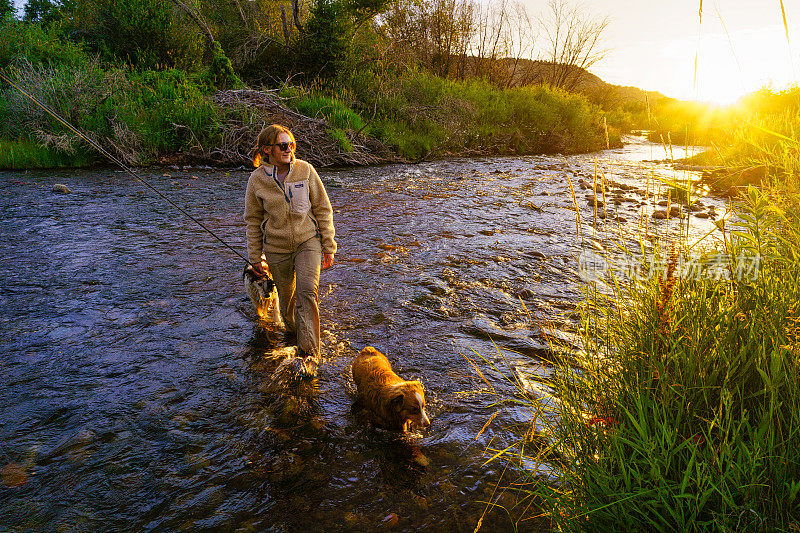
xmin=1 ymin=63 xmax=222 ymax=165
xmin=363 ymin=70 xmax=617 ymax=159
xmin=0 ymin=139 xmax=95 ymax=168
xmin=282 ymin=87 xmax=367 ymax=132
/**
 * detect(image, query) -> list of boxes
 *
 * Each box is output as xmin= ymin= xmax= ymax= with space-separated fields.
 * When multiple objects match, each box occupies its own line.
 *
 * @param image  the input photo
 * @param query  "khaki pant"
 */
xmin=264 ymin=237 xmax=322 ymax=356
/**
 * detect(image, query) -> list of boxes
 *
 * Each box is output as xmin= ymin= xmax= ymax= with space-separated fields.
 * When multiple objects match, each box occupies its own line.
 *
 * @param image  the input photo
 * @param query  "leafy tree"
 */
xmin=299 ymin=0 xmax=390 ymax=82
xmin=299 ymin=0 xmax=351 ymax=80
xmin=1 ymin=0 xmax=14 ymax=20
xmin=23 ymin=0 xmax=61 ymax=24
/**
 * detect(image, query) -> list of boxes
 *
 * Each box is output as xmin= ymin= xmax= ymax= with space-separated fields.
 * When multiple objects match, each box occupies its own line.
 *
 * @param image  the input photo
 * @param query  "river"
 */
xmin=0 ymin=136 xmax=723 ymax=531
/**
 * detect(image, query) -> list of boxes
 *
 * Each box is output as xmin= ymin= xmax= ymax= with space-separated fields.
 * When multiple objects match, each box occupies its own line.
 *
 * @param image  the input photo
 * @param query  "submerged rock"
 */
xmin=52 ymin=184 xmax=71 ymax=194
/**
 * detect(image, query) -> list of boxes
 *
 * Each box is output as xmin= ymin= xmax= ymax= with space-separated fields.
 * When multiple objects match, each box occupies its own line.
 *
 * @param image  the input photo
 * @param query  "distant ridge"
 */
xmin=455 ymin=57 xmax=674 ymax=108
xmin=497 ymin=58 xmax=668 ymax=106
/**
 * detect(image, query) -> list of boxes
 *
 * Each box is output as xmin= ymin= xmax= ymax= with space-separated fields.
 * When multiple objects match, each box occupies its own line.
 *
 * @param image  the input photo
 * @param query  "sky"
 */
xmin=523 ymin=0 xmax=800 ymax=104
xmin=10 ymin=0 xmax=800 ymax=104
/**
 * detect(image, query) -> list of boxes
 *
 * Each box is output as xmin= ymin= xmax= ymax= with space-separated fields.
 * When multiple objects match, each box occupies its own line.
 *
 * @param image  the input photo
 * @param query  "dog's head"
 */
xmin=390 ymin=381 xmax=431 ymax=432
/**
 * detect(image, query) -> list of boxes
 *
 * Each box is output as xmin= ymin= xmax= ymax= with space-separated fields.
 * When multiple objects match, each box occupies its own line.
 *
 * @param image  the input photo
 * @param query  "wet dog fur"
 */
xmin=243 ymin=265 xmax=284 ymax=328
xmin=352 ymin=346 xmax=430 ymax=433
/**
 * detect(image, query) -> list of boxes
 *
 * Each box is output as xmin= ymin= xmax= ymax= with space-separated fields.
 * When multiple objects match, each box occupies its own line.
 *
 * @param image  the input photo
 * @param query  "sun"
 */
xmin=663 ymin=25 xmax=797 ymax=105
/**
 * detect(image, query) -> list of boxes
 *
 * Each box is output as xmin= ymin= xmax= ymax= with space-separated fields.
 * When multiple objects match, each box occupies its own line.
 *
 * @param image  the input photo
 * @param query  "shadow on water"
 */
xmin=0 ymin=136 xmax=718 ymax=531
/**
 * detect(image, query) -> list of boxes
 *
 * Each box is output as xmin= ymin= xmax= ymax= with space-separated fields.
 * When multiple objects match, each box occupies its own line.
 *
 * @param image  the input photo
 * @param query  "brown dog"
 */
xmin=352 ymin=346 xmax=431 ymax=433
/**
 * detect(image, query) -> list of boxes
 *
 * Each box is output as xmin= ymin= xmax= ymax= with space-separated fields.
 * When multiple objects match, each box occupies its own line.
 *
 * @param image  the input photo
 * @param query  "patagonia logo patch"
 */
xmin=294 ymin=183 xmax=305 ymax=188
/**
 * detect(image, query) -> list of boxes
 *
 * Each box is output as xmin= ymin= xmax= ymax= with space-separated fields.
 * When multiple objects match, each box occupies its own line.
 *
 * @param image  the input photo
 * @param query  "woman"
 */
xmin=244 ymin=124 xmax=336 ymax=361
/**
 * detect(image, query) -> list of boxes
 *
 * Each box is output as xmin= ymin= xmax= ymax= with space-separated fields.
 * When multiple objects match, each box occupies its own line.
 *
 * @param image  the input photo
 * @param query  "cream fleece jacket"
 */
xmin=244 ymin=159 xmax=337 ymax=263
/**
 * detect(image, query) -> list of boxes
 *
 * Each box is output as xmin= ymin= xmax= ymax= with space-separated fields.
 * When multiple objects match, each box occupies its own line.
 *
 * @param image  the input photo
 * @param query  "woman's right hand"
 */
xmin=250 ymin=261 xmax=268 ymax=278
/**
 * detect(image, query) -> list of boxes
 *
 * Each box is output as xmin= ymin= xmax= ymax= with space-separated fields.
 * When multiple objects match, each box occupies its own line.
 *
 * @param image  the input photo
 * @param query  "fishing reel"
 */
xmin=244 ymin=264 xmax=275 ymax=293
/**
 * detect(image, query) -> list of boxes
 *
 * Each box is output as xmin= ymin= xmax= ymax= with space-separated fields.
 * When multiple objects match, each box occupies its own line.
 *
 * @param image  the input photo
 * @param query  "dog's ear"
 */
xmin=390 ymin=392 xmax=405 ymax=411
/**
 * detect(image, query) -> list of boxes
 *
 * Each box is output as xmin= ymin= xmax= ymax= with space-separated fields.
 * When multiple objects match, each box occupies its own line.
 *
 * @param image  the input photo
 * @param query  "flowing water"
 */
xmin=0 ymin=137 xmax=723 ymax=531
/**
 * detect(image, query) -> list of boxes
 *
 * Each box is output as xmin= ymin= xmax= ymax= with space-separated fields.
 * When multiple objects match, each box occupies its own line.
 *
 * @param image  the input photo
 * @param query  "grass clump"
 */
xmin=364 ymin=70 xmax=617 ymax=160
xmin=0 ymin=139 xmax=95 ymax=168
xmin=1 ymin=60 xmax=221 ymax=168
xmin=485 ymin=183 xmax=800 ymax=531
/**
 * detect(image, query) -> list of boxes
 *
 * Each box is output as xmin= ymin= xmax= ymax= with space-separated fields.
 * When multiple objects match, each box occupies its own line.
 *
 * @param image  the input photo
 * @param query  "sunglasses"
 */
xmin=272 ymin=141 xmax=296 ymax=152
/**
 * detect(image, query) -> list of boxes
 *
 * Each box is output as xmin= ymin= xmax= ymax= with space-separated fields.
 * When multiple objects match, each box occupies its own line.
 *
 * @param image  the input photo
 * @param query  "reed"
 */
xmin=478 ymin=178 xmax=800 ymax=531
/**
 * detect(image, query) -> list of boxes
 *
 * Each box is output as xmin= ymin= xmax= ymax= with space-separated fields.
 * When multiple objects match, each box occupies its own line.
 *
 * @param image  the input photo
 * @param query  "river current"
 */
xmin=0 ymin=136 xmax=722 ymax=531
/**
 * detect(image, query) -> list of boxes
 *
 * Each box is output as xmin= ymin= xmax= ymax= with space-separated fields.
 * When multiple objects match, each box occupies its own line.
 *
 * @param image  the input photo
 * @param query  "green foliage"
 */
xmin=363 ymin=70 xmax=612 ymax=158
xmin=327 ymin=128 xmax=353 ymax=152
xmin=23 ymin=0 xmax=61 ymax=24
xmin=204 ymin=40 xmax=243 ymax=90
xmin=487 ymin=184 xmax=800 ymax=531
xmin=2 ymin=62 xmax=221 ymax=165
xmin=0 ymin=18 xmax=88 ymax=69
xmin=284 ymin=89 xmax=366 ymax=131
xmin=299 ymin=0 xmax=353 ymax=81
xmin=690 ymin=87 xmax=800 ymax=187
xmin=1 ymin=0 xmax=622 ymax=165
xmin=0 ymin=138 xmax=94 ymax=168
xmin=78 ymin=0 xmax=202 ymax=70
xmin=115 ymin=69 xmax=221 ymax=154
xmin=1 ymin=0 xmax=14 ymax=20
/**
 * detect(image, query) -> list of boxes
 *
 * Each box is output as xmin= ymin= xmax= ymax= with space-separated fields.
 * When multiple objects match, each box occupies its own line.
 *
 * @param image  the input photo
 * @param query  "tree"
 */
xmin=23 ymin=0 xmax=61 ymax=24
xmin=300 ymin=0 xmax=351 ymax=80
xmin=378 ymin=0 xmax=535 ymax=86
xmin=539 ymin=0 xmax=609 ymax=91
xmin=1 ymin=0 xmax=14 ymax=20
xmin=298 ymin=0 xmax=391 ymax=82
xmin=67 ymin=0 xmax=203 ymax=70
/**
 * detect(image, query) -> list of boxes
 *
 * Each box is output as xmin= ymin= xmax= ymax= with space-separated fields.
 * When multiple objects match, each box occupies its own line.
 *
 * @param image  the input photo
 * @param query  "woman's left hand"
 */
xmin=322 ymin=252 xmax=335 ymax=270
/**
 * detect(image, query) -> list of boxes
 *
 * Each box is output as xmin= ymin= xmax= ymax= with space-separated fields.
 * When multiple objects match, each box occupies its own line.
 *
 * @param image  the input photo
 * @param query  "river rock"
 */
xmin=52 ymin=184 xmax=71 ymax=194
xmin=460 ymin=314 xmax=549 ymax=358
xmin=531 ymin=251 xmax=546 ymax=260
xmin=41 ymin=428 xmax=97 ymax=462
xmin=689 ymin=202 xmax=705 ymax=212
xmin=515 ymin=288 xmax=535 ymax=299
xmin=653 ymin=210 xmax=668 ymax=219
xmin=382 ymin=513 xmax=399 ymax=528
xmin=419 ymin=276 xmax=449 ymax=296
xmin=694 ymin=212 xmax=710 ymax=218
xmin=669 ymin=205 xmax=682 ymax=217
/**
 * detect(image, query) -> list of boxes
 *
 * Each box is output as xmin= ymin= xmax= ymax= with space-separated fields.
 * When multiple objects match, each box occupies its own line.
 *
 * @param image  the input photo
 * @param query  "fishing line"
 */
xmin=0 ymin=70 xmax=254 ymax=267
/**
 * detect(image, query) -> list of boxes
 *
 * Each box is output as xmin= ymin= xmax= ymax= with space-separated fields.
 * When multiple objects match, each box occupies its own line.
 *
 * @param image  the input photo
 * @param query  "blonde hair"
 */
xmin=251 ymin=124 xmax=296 ymax=167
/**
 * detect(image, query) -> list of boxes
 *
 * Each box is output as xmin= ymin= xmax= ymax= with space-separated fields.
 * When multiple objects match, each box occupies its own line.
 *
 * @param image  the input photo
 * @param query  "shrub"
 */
xmin=2 ymin=61 xmax=221 ymax=165
xmin=0 ymin=18 xmax=89 ymax=69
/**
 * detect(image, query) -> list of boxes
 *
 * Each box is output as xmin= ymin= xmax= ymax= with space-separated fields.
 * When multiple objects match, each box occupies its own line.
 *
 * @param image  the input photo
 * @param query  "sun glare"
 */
xmin=663 ymin=24 xmax=798 ymax=106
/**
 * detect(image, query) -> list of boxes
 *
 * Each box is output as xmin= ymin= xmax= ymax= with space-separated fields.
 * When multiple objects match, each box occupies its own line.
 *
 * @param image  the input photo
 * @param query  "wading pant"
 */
xmin=264 ymin=237 xmax=322 ymax=356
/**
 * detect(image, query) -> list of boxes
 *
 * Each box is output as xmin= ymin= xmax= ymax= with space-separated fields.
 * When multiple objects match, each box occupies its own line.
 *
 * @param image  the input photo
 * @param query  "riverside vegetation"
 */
xmin=0 ymin=0 xmax=630 ymax=170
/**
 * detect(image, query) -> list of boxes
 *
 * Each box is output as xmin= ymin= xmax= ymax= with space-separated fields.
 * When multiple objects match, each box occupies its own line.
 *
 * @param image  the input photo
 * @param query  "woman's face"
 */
xmin=268 ymin=132 xmax=295 ymax=167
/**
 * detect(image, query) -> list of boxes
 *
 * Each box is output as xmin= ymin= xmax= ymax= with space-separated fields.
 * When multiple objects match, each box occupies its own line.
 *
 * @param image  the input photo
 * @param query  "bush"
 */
xmin=363 ymin=69 xmax=611 ymax=158
xmin=0 ymin=18 xmax=89 ymax=69
xmin=1 ymin=61 xmax=221 ymax=166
